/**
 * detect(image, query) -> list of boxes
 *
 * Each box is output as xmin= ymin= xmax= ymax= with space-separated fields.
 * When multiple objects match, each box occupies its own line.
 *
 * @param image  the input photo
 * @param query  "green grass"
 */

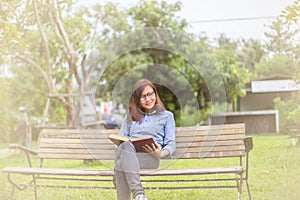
xmin=0 ymin=143 xmax=9 ymax=149
xmin=0 ymin=134 xmax=300 ymax=200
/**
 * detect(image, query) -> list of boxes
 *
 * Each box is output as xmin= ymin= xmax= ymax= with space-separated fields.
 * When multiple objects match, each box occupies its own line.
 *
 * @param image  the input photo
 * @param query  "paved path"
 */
xmin=0 ymin=148 xmax=13 ymax=159
xmin=0 ymin=148 xmax=9 ymax=154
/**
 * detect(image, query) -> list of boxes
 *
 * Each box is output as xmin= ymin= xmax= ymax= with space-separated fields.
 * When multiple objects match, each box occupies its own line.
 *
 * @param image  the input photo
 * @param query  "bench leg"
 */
xmin=9 ymin=185 xmax=15 ymax=200
xmin=246 ymin=179 xmax=252 ymax=200
xmin=236 ymin=173 xmax=243 ymax=200
xmin=33 ymin=175 xmax=38 ymax=200
xmin=7 ymin=173 xmax=16 ymax=200
xmin=7 ymin=173 xmax=38 ymax=200
xmin=34 ymin=186 xmax=37 ymax=200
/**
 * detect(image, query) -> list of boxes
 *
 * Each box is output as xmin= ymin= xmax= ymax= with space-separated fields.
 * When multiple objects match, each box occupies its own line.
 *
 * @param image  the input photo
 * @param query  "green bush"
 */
xmin=274 ymin=91 xmax=300 ymax=133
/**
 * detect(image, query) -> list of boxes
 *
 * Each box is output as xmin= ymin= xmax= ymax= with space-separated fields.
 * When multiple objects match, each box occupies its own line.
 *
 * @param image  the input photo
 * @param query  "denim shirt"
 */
xmin=119 ymin=109 xmax=176 ymax=158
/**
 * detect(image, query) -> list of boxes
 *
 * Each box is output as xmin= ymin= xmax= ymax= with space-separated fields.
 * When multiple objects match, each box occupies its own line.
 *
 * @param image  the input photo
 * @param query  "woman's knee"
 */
xmin=119 ymin=141 xmax=135 ymax=151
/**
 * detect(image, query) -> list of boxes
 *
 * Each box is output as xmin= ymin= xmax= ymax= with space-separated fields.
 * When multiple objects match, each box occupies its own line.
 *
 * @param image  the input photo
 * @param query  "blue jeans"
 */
xmin=114 ymin=141 xmax=160 ymax=200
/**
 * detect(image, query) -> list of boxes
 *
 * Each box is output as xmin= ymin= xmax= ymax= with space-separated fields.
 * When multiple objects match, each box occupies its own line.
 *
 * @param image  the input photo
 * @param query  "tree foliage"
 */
xmin=264 ymin=17 xmax=299 ymax=59
xmin=1 ymin=0 xmax=100 ymax=127
xmin=211 ymin=35 xmax=250 ymax=111
xmin=237 ymin=39 xmax=265 ymax=74
xmin=268 ymin=0 xmax=300 ymax=132
xmin=0 ymin=0 xmax=252 ymax=138
xmin=255 ymin=3 xmax=300 ymax=80
xmin=255 ymin=54 xmax=300 ymax=79
xmin=213 ymin=48 xmax=249 ymax=111
xmin=281 ymin=0 xmax=300 ymax=24
xmin=94 ymin=0 xmax=200 ymax=124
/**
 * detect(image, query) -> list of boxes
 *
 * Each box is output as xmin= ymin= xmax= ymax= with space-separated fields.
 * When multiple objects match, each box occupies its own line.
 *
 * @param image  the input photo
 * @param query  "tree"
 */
xmin=1 ymin=0 xmax=249 ymax=130
xmin=258 ymin=0 xmax=300 ymax=79
xmin=1 ymin=0 xmax=101 ymax=127
xmin=264 ymin=17 xmax=299 ymax=59
xmin=257 ymin=1 xmax=299 ymax=78
xmin=215 ymin=33 xmax=238 ymax=51
xmin=213 ymin=48 xmax=249 ymax=111
xmin=274 ymin=92 xmax=300 ymax=131
xmin=273 ymin=0 xmax=300 ymax=132
xmin=281 ymin=0 xmax=300 ymax=24
xmin=237 ymin=39 xmax=265 ymax=75
xmin=94 ymin=0 xmax=200 ymax=125
xmin=212 ymin=34 xmax=249 ymax=111
xmin=254 ymin=54 xmax=299 ymax=79
xmin=0 ymin=77 xmax=14 ymax=143
xmin=92 ymin=0 xmax=235 ymax=125
xmin=279 ymin=0 xmax=300 ymax=65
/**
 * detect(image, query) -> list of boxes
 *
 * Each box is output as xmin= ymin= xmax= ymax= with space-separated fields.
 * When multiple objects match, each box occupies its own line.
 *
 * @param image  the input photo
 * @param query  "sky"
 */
xmin=78 ymin=0 xmax=296 ymax=41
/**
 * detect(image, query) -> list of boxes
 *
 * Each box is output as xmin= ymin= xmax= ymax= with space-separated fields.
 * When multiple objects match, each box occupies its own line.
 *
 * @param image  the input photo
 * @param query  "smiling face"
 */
xmin=139 ymin=85 xmax=156 ymax=113
xmin=128 ymin=79 xmax=165 ymax=122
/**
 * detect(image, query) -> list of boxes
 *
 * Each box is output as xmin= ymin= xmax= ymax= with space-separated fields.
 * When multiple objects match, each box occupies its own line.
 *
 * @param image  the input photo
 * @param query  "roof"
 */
xmin=247 ymin=79 xmax=300 ymax=93
xmin=258 ymin=75 xmax=292 ymax=80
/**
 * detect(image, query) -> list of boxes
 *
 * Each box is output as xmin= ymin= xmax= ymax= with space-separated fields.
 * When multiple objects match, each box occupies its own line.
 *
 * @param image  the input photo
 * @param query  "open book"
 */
xmin=108 ymin=134 xmax=155 ymax=152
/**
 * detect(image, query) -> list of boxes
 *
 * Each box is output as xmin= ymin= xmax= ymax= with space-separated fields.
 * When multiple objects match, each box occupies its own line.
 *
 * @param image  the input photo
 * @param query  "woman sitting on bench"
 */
xmin=114 ymin=79 xmax=176 ymax=200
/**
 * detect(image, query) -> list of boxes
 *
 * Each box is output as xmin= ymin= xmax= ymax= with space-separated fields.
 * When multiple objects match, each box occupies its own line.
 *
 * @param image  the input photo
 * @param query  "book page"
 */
xmin=108 ymin=134 xmax=130 ymax=146
xmin=108 ymin=134 xmax=154 ymax=152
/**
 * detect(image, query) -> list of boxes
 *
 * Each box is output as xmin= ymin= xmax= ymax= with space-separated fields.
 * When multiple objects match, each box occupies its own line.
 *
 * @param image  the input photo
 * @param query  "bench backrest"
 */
xmin=37 ymin=123 xmax=246 ymax=160
xmin=38 ymin=129 xmax=116 ymax=160
xmin=172 ymin=123 xmax=246 ymax=159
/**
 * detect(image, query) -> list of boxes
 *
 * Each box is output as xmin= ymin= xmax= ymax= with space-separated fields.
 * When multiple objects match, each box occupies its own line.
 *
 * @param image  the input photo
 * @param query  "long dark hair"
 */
xmin=128 ymin=79 xmax=165 ymax=122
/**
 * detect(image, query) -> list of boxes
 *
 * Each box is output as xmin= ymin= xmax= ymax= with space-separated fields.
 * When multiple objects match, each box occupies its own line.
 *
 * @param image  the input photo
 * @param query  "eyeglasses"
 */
xmin=140 ymin=91 xmax=155 ymax=101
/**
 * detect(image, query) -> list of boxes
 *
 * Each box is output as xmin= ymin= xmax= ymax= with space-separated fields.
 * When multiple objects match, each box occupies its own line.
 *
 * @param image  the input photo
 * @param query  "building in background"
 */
xmin=211 ymin=77 xmax=300 ymax=134
xmin=238 ymin=78 xmax=300 ymax=111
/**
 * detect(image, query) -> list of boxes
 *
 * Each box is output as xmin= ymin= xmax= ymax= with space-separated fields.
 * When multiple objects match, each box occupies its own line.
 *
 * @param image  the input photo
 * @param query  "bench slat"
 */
xmin=39 ymin=139 xmax=245 ymax=145
xmin=172 ymin=150 xmax=245 ymax=158
xmin=37 ymin=153 xmax=115 ymax=160
xmin=176 ymin=140 xmax=243 ymax=147
xmin=176 ymin=123 xmax=244 ymax=132
xmin=38 ymin=145 xmax=244 ymax=156
xmin=40 ymin=129 xmax=116 ymax=135
xmin=3 ymin=166 xmax=243 ymax=176
xmin=38 ymin=148 xmax=115 ymax=154
xmin=176 ymin=144 xmax=245 ymax=152
xmin=39 ymin=138 xmax=111 ymax=144
xmin=39 ymin=134 xmax=109 ymax=139
xmin=39 ymin=143 xmax=115 ymax=149
xmin=39 ymin=134 xmax=244 ymax=145
xmin=175 ymin=129 xmax=245 ymax=137
xmin=176 ymin=134 xmax=244 ymax=142
xmin=39 ymin=131 xmax=244 ymax=139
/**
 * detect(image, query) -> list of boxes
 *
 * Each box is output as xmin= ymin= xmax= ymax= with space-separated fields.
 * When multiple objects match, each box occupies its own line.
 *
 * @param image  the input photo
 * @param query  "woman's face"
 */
xmin=140 ymin=85 xmax=156 ymax=113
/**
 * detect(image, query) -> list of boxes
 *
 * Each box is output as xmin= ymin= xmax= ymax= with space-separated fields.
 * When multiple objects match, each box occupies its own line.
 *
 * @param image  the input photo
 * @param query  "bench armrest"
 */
xmin=243 ymin=137 xmax=253 ymax=153
xmin=9 ymin=144 xmax=37 ymax=156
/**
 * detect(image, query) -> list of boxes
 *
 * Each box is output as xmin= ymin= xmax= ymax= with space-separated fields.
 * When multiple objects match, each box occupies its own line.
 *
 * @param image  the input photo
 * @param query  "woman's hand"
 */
xmin=143 ymin=142 xmax=169 ymax=158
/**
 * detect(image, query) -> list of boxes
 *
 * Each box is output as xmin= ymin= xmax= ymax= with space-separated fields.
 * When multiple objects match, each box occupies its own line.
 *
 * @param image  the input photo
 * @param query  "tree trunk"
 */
xmin=66 ymin=79 xmax=74 ymax=127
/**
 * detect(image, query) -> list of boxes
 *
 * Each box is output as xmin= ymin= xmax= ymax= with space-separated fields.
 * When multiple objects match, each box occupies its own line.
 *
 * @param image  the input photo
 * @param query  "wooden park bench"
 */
xmin=3 ymin=123 xmax=253 ymax=200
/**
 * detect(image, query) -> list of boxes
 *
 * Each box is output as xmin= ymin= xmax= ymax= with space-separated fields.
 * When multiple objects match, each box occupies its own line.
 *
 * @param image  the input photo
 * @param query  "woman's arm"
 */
xmin=143 ymin=111 xmax=176 ymax=158
xmin=161 ymin=112 xmax=176 ymax=158
xmin=119 ymin=116 xmax=129 ymax=136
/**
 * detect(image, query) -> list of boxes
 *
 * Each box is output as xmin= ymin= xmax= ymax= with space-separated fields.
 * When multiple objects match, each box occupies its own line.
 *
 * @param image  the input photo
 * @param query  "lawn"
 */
xmin=0 ymin=134 xmax=299 ymax=200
